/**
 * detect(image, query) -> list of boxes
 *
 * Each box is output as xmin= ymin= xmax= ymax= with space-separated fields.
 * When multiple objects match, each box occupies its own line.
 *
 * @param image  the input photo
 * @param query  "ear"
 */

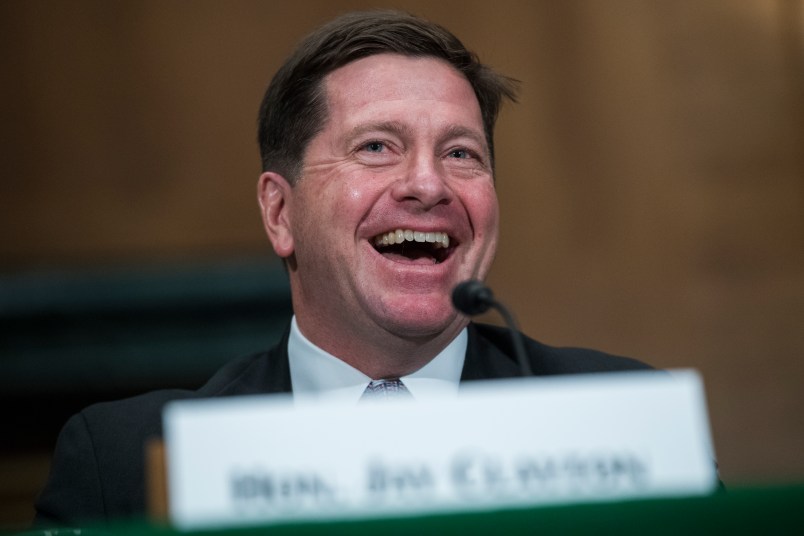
xmin=257 ymin=172 xmax=295 ymax=258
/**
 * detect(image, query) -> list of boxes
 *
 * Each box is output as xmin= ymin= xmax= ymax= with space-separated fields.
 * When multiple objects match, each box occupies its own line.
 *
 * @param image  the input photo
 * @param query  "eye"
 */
xmin=444 ymin=145 xmax=491 ymax=173
xmin=363 ymin=141 xmax=385 ymax=153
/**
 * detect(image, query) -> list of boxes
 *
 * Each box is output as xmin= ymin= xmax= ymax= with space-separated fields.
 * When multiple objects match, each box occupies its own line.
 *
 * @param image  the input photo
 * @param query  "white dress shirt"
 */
xmin=288 ymin=316 xmax=466 ymax=404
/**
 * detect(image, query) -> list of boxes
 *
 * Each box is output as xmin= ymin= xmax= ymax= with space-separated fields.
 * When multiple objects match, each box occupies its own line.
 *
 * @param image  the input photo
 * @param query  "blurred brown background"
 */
xmin=1 ymin=0 xmax=802 ymax=528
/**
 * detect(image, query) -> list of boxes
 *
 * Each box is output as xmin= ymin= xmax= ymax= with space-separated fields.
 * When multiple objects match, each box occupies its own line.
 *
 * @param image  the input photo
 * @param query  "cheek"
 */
xmin=464 ymin=184 xmax=499 ymax=231
xmin=336 ymin=177 xmax=389 ymax=222
xmin=345 ymin=183 xmax=370 ymax=206
xmin=297 ymin=179 xmax=383 ymax=244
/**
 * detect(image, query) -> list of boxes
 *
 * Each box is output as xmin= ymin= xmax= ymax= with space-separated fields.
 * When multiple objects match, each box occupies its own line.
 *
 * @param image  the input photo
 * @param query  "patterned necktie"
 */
xmin=360 ymin=378 xmax=412 ymax=401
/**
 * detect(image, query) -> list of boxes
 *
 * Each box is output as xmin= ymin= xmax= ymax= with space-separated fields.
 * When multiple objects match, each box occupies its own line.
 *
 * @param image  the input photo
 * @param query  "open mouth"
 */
xmin=372 ymin=229 xmax=454 ymax=264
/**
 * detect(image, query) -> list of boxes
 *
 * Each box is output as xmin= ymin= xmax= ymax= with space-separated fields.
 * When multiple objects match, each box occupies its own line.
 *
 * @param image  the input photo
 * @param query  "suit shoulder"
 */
xmin=35 ymin=388 xmax=192 ymax=525
xmin=537 ymin=343 xmax=654 ymax=374
xmin=36 ymin=345 xmax=287 ymax=525
xmin=195 ymin=350 xmax=277 ymax=396
xmin=77 ymin=349 xmax=278 ymax=430
xmin=471 ymin=323 xmax=653 ymax=375
xmin=79 ymin=388 xmax=193 ymax=440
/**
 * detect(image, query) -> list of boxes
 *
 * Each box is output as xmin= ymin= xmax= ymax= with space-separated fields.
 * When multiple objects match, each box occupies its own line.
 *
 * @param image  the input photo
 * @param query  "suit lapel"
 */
xmin=206 ymin=325 xmax=293 ymax=397
xmin=259 ymin=326 xmax=293 ymax=394
xmin=460 ymin=323 xmax=522 ymax=383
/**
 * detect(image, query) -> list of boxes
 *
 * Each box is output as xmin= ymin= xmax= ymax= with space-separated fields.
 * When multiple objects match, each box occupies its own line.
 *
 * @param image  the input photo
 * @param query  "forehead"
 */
xmin=322 ymin=53 xmax=483 ymax=127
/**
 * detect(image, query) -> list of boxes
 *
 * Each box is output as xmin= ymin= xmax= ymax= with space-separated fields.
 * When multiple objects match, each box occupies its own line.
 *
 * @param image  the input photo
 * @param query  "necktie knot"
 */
xmin=361 ymin=378 xmax=411 ymax=401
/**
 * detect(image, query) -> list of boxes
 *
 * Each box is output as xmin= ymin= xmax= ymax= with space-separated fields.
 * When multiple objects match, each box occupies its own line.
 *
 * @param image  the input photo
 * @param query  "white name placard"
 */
xmin=163 ymin=369 xmax=717 ymax=529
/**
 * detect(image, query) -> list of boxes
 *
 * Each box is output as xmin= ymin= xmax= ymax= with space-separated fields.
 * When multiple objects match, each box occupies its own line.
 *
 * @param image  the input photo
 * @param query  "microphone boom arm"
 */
xmin=452 ymin=280 xmax=533 ymax=377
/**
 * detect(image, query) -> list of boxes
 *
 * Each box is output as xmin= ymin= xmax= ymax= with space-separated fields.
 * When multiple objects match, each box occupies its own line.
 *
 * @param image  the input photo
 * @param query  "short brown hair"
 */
xmin=257 ymin=10 xmax=518 ymax=183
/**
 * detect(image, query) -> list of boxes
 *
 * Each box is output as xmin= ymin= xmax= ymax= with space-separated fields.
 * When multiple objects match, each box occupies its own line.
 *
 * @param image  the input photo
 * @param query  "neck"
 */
xmin=294 ymin=313 xmax=467 ymax=380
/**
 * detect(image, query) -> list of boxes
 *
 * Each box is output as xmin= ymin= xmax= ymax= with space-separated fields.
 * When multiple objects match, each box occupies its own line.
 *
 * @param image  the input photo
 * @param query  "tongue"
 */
xmin=381 ymin=248 xmax=436 ymax=265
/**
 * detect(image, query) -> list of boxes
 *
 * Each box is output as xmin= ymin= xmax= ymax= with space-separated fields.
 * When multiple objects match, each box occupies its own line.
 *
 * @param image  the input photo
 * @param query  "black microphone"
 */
xmin=452 ymin=280 xmax=533 ymax=376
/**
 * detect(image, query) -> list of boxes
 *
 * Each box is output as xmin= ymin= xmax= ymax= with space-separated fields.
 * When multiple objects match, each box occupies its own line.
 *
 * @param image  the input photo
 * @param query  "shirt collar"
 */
xmin=288 ymin=316 xmax=466 ymax=404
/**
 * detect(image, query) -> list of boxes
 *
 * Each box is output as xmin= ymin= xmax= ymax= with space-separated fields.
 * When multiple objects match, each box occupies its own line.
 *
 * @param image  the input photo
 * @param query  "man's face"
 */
xmin=271 ymin=53 xmax=498 ymax=346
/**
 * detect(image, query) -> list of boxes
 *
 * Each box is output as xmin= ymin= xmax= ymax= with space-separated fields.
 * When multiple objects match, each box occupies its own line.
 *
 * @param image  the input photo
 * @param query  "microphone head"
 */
xmin=452 ymin=280 xmax=495 ymax=316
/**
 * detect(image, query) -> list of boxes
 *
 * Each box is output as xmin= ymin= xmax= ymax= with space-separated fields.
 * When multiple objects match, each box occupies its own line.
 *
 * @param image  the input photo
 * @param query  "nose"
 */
xmin=391 ymin=152 xmax=453 ymax=209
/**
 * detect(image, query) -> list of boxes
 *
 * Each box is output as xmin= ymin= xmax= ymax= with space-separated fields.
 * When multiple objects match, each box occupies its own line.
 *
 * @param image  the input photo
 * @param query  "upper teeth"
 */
xmin=374 ymin=229 xmax=450 ymax=248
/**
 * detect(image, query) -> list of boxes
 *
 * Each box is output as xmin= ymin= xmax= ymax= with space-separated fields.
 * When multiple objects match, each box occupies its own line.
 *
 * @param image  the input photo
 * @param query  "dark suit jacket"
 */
xmin=34 ymin=323 xmax=651 ymax=526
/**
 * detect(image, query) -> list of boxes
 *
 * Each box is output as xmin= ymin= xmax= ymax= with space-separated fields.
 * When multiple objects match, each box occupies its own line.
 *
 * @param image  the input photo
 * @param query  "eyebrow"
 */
xmin=345 ymin=121 xmax=412 ymax=142
xmin=441 ymin=124 xmax=489 ymax=154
